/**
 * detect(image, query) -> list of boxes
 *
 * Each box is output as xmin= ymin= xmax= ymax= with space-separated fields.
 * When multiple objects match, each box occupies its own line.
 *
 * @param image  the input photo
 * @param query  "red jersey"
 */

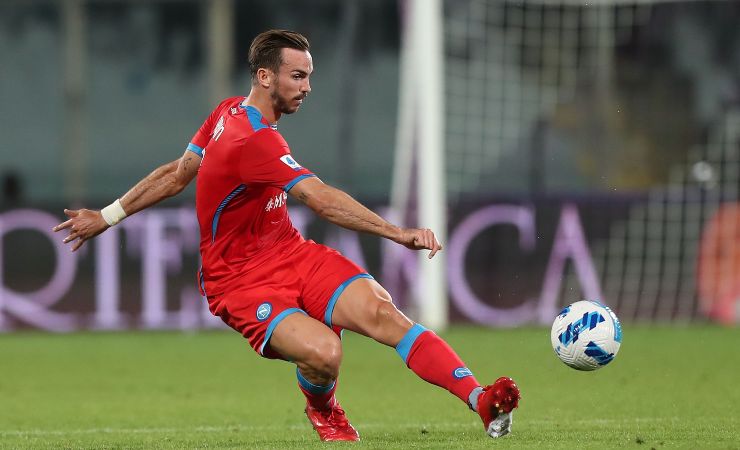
xmin=188 ymin=97 xmax=315 ymax=296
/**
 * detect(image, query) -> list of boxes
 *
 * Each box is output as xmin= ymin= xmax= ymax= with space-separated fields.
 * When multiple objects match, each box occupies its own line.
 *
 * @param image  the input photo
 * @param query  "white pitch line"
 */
xmin=0 ymin=426 xmax=290 ymax=437
xmin=0 ymin=417 xmax=696 ymax=438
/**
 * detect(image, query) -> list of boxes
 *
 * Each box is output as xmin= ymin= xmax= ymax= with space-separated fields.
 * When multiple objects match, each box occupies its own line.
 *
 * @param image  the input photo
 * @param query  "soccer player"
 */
xmin=53 ymin=30 xmax=520 ymax=441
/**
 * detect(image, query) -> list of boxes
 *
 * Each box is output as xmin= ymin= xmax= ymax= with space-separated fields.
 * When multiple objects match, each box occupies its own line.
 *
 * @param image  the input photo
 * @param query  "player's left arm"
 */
xmin=288 ymin=177 xmax=442 ymax=259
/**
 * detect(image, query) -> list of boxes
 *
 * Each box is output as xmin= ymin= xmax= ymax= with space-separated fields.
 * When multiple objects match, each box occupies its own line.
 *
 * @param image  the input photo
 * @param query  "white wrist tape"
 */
xmin=101 ymin=199 xmax=127 ymax=226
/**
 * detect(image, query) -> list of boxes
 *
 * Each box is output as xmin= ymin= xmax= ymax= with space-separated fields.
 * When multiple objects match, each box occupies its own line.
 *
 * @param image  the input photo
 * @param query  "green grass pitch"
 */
xmin=1 ymin=326 xmax=738 ymax=449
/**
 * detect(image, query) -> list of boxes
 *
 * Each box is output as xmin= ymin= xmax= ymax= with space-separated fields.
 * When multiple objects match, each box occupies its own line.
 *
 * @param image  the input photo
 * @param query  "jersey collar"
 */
xmin=239 ymin=99 xmax=278 ymax=130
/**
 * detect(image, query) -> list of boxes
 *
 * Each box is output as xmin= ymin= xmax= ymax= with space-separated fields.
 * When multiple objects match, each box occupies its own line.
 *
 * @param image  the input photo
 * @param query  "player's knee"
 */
xmin=374 ymin=299 xmax=397 ymax=324
xmin=306 ymin=335 xmax=342 ymax=379
xmin=374 ymin=299 xmax=412 ymax=334
xmin=375 ymin=287 xmax=393 ymax=303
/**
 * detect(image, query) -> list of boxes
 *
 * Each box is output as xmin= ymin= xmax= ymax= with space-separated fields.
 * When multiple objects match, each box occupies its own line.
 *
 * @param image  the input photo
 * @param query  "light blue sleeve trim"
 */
xmin=186 ymin=142 xmax=204 ymax=157
xmin=296 ymin=367 xmax=336 ymax=395
xmin=395 ymin=323 xmax=428 ymax=365
xmin=259 ymin=308 xmax=307 ymax=355
xmin=323 ymin=273 xmax=374 ymax=327
xmin=283 ymin=174 xmax=316 ymax=192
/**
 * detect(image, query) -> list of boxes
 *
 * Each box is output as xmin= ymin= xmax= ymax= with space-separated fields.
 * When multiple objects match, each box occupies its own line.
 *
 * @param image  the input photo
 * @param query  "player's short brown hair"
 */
xmin=249 ymin=30 xmax=310 ymax=82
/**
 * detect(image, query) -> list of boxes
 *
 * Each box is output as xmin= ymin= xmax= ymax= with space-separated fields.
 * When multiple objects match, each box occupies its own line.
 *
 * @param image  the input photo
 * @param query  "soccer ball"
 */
xmin=550 ymin=300 xmax=623 ymax=371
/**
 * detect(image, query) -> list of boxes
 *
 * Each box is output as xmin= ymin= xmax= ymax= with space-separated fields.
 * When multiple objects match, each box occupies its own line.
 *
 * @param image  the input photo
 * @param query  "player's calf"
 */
xmin=294 ymin=339 xmax=342 ymax=411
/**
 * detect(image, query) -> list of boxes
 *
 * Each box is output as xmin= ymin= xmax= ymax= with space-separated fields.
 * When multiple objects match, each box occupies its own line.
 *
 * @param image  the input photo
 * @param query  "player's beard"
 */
xmin=271 ymin=80 xmax=305 ymax=115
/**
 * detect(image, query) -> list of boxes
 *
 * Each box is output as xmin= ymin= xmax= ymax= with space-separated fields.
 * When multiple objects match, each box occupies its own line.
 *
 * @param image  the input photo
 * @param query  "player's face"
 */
xmin=270 ymin=48 xmax=313 ymax=115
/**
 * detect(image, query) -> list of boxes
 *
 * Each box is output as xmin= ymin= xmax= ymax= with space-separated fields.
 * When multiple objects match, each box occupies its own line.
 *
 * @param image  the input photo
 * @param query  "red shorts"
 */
xmin=206 ymin=240 xmax=371 ymax=359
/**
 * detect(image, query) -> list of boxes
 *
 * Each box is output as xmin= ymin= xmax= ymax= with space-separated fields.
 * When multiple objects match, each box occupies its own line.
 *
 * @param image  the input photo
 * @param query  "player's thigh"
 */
xmin=268 ymin=312 xmax=343 ymax=368
xmin=331 ymin=277 xmax=413 ymax=346
xmin=295 ymin=241 xmax=369 ymax=324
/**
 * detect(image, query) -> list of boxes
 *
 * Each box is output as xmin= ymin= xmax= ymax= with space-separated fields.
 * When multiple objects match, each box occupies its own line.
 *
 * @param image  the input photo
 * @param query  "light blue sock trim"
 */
xmin=296 ymin=367 xmax=336 ymax=395
xmin=258 ymin=308 xmax=306 ymax=355
xmin=395 ymin=323 xmax=428 ymax=364
xmin=323 ymin=273 xmax=374 ymax=327
xmin=468 ymin=386 xmax=484 ymax=412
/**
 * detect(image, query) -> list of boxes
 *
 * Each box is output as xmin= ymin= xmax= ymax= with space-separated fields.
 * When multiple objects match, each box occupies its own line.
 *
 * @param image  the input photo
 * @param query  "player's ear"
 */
xmin=257 ymin=68 xmax=272 ymax=88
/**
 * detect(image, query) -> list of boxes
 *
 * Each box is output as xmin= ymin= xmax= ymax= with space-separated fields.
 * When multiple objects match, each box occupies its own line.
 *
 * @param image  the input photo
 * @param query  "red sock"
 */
xmin=297 ymin=368 xmax=337 ymax=410
xmin=397 ymin=324 xmax=480 ymax=405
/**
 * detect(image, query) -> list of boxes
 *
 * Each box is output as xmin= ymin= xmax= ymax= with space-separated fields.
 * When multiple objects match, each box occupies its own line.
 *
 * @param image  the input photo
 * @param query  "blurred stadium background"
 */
xmin=1 ymin=0 xmax=738 ymax=332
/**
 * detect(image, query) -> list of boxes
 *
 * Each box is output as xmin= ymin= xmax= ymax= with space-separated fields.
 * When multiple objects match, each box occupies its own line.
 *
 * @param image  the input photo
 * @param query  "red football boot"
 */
xmin=476 ymin=376 xmax=521 ymax=438
xmin=304 ymin=397 xmax=360 ymax=442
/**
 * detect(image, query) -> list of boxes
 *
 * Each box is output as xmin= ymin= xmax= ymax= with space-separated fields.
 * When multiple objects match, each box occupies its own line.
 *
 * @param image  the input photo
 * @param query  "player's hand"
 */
xmin=395 ymin=227 xmax=443 ymax=259
xmin=52 ymin=208 xmax=110 ymax=251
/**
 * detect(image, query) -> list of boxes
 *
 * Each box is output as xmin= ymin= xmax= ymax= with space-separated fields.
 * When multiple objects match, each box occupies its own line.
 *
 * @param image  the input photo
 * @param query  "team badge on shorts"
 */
xmin=256 ymin=302 xmax=272 ymax=322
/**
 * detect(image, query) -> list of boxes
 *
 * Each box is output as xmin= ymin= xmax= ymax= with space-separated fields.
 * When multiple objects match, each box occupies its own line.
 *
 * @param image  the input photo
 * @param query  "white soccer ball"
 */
xmin=550 ymin=300 xmax=623 ymax=371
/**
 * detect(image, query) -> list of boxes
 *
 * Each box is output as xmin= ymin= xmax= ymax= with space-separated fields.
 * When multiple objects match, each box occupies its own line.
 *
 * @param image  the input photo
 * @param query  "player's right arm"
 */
xmin=53 ymin=150 xmax=201 ymax=251
xmin=238 ymin=130 xmax=442 ymax=259
xmin=53 ymin=97 xmax=234 ymax=250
